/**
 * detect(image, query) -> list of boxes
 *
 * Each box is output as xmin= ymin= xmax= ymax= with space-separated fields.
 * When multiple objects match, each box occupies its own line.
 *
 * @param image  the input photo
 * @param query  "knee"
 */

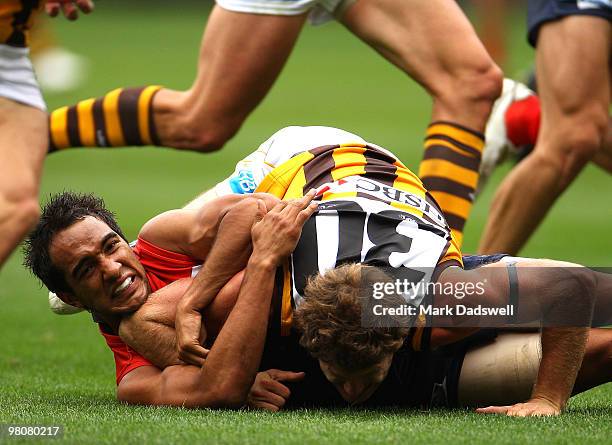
xmin=19 ymin=198 xmax=41 ymax=230
xmin=0 ymin=189 xmax=40 ymax=230
xmin=536 ymin=114 xmax=607 ymax=185
xmin=434 ymin=59 xmax=503 ymax=118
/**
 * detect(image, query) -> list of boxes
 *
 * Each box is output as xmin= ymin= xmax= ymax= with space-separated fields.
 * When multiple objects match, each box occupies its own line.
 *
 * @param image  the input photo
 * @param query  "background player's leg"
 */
xmin=49 ymin=6 xmax=307 ymax=152
xmin=592 ymin=118 xmax=612 ymax=173
xmin=479 ymin=16 xmax=610 ymax=255
xmin=340 ymin=0 xmax=503 ymax=245
xmin=0 ymin=98 xmax=46 ymax=267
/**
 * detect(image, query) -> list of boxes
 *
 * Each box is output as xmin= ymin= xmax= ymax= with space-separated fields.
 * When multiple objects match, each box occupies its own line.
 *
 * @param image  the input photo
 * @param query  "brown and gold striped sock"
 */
xmin=48 ymin=85 xmax=162 ymax=152
xmin=418 ymin=121 xmax=484 ymax=246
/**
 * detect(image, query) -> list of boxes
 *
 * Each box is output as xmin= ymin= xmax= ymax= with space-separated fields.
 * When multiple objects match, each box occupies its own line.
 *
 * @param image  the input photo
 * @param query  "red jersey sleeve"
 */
xmin=99 ymin=326 xmax=154 ymax=384
xmin=133 ymin=237 xmax=201 ymax=290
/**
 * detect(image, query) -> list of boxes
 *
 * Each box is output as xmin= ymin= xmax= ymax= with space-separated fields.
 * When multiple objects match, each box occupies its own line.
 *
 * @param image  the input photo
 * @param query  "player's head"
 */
xmin=294 ymin=263 xmax=409 ymax=404
xmin=24 ymin=192 xmax=149 ymax=315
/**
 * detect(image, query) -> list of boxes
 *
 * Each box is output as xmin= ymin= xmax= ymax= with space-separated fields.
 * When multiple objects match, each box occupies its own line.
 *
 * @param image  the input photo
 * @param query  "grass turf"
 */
xmin=1 ymin=2 xmax=610 ymax=443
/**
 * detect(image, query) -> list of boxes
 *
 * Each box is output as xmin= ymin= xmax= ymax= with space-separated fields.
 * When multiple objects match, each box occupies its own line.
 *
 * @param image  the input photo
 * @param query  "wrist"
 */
xmin=248 ymin=253 xmax=280 ymax=271
xmin=530 ymin=390 xmax=566 ymax=412
xmin=177 ymin=294 xmax=200 ymax=314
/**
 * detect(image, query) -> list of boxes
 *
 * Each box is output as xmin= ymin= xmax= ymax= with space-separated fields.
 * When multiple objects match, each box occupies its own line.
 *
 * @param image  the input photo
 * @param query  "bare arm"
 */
xmin=130 ymin=193 xmax=280 ymax=365
xmin=438 ymin=259 xmax=595 ymax=416
xmin=139 ymin=193 xmax=279 ymax=261
xmin=118 ymin=193 xmax=317 ymax=407
xmin=118 ymin=279 xmax=189 ymax=368
xmin=120 ymin=194 xmax=273 ymax=367
xmin=173 ymin=197 xmax=275 ymax=364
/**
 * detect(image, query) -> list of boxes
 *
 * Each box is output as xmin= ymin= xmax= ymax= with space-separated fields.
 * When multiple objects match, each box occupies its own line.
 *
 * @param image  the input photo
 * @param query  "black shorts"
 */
xmin=528 ymin=0 xmax=612 ymax=47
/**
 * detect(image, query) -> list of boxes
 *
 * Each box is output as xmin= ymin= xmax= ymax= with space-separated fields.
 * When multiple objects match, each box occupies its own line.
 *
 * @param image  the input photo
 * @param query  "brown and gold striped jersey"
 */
xmin=232 ymin=129 xmax=463 ymax=352
xmin=0 ymin=0 xmax=43 ymax=47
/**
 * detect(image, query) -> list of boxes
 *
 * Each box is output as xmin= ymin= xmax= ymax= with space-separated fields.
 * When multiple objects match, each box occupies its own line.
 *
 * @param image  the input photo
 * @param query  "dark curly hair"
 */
xmin=293 ymin=263 xmax=409 ymax=371
xmin=23 ymin=191 xmax=127 ymax=293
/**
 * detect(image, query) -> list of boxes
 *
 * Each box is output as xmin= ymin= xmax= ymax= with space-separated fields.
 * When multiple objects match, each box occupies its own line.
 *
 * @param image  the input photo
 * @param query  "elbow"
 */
xmin=564 ymin=266 xmax=597 ymax=309
xmin=546 ymin=264 xmax=597 ymax=326
xmin=185 ymin=387 xmax=247 ymax=409
xmin=207 ymin=383 xmax=248 ymax=409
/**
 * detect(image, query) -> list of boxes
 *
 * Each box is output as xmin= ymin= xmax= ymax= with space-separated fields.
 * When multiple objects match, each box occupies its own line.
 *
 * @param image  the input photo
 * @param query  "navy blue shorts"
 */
xmin=528 ymin=0 xmax=612 ymax=47
xmin=462 ymin=254 xmax=508 ymax=270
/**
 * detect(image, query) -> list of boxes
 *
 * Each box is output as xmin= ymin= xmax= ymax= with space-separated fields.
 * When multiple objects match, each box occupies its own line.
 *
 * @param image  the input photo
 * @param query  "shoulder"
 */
xmin=138 ymin=209 xmax=199 ymax=255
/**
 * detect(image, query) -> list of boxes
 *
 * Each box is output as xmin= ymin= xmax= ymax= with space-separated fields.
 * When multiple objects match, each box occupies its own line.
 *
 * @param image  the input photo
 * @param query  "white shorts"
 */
xmin=0 ymin=44 xmax=45 ymax=111
xmin=213 ymin=125 xmax=378 ymax=196
xmin=216 ymin=0 xmax=358 ymax=25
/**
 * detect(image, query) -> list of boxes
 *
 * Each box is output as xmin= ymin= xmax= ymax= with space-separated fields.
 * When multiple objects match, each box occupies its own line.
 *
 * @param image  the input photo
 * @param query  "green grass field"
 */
xmin=1 ymin=2 xmax=610 ymax=443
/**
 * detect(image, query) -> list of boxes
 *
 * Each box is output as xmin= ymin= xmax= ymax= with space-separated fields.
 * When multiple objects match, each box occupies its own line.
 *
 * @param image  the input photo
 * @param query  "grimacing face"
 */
xmin=319 ymin=354 xmax=393 ymax=405
xmin=49 ymin=216 xmax=150 ymax=315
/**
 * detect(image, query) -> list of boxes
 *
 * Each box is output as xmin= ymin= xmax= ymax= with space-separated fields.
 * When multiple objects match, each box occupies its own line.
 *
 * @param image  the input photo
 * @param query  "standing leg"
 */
xmin=340 ymin=0 xmax=503 ymax=245
xmin=49 ymin=6 xmax=307 ymax=152
xmin=479 ymin=16 xmax=610 ymax=255
xmin=0 ymin=98 xmax=46 ymax=266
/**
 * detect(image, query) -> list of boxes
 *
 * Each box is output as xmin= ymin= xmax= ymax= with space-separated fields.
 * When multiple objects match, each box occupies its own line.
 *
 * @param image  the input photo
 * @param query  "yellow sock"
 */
xmin=418 ymin=121 xmax=485 ymax=246
xmin=49 ymin=86 xmax=162 ymax=152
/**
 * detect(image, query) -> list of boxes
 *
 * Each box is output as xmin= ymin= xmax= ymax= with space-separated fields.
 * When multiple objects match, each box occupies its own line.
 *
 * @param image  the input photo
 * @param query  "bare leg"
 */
xmin=0 ymin=98 xmax=46 ymax=266
xmin=48 ymin=6 xmax=307 ymax=153
xmin=340 ymin=0 xmax=501 ymax=131
xmin=593 ymin=118 xmax=612 ymax=173
xmin=573 ymin=328 xmax=612 ymax=395
xmin=151 ymin=6 xmax=307 ymax=151
xmin=479 ymin=17 xmax=610 ymax=255
xmin=458 ymin=329 xmax=612 ymax=406
xmin=340 ymin=0 xmax=502 ymax=243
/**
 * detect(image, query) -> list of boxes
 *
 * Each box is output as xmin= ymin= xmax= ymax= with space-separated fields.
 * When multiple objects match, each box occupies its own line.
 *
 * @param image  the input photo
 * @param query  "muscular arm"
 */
xmin=139 ymin=193 xmax=280 ymax=261
xmin=119 ymin=279 xmax=189 ymax=368
xmin=438 ymin=259 xmax=595 ymax=416
xmin=117 ymin=253 xmax=278 ymax=408
xmin=119 ymin=272 xmax=245 ymax=369
xmin=118 ymin=194 xmax=317 ymax=407
xmin=124 ymin=194 xmax=279 ymax=366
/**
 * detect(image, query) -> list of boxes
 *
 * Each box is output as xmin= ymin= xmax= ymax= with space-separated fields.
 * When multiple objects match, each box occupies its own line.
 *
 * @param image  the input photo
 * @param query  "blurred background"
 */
xmin=1 ymin=0 xmax=610 ymax=417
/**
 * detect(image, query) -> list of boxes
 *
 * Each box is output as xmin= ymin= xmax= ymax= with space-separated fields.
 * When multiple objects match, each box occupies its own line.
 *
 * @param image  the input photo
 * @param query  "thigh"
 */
xmin=338 ymin=0 xmax=492 ymax=94
xmin=535 ymin=16 xmax=611 ymax=142
xmin=184 ymin=5 xmax=308 ymax=123
xmin=458 ymin=331 xmax=541 ymax=407
xmin=0 ymin=97 xmax=46 ymax=197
